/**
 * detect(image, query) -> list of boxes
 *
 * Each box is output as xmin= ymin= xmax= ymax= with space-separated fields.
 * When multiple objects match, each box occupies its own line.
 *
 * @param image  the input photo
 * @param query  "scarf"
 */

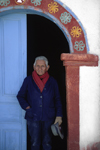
xmin=32 ymin=70 xmax=49 ymax=92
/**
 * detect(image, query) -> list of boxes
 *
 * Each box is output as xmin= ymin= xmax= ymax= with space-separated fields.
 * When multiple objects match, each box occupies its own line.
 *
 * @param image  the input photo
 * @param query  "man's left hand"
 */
xmin=54 ymin=117 xmax=62 ymax=125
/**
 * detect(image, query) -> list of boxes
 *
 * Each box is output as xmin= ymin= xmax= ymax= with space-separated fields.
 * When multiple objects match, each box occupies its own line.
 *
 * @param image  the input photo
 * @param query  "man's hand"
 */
xmin=26 ymin=106 xmax=30 ymax=110
xmin=54 ymin=117 xmax=62 ymax=125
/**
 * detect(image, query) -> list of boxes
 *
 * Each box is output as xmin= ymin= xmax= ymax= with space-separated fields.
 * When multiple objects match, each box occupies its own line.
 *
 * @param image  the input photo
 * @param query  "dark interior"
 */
xmin=27 ymin=14 xmax=69 ymax=150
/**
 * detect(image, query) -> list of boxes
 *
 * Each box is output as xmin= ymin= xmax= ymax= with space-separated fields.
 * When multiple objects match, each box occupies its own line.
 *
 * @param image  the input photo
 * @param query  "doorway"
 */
xmin=27 ymin=14 xmax=69 ymax=150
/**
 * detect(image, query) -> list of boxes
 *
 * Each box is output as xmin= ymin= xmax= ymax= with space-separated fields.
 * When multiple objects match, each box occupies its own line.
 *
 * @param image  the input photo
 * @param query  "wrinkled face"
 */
xmin=33 ymin=60 xmax=49 ymax=76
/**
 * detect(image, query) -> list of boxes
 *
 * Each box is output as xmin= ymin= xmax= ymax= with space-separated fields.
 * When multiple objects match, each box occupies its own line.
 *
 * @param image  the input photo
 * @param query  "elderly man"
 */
xmin=17 ymin=56 xmax=62 ymax=150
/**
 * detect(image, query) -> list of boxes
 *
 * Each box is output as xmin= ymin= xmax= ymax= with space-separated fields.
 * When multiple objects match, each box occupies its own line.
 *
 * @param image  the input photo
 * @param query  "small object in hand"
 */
xmin=51 ymin=122 xmax=64 ymax=139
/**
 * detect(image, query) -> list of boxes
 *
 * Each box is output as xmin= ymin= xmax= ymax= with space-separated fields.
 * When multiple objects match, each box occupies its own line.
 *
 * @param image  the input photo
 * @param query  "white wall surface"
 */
xmin=59 ymin=0 xmax=100 ymax=149
xmin=80 ymin=67 xmax=100 ymax=149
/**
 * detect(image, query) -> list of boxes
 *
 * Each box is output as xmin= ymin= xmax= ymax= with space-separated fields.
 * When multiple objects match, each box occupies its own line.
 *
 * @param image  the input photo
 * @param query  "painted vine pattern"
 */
xmin=0 ymin=0 xmax=85 ymax=52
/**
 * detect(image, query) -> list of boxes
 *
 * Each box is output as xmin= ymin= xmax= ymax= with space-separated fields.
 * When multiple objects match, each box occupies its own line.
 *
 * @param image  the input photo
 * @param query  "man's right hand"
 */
xmin=54 ymin=117 xmax=62 ymax=125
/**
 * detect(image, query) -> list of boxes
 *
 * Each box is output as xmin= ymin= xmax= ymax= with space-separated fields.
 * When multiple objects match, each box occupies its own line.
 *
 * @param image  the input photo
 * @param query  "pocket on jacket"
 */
xmin=26 ymin=108 xmax=33 ymax=118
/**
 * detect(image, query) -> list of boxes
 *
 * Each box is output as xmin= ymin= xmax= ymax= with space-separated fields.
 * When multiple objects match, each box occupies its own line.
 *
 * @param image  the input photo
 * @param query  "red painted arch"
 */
xmin=0 ymin=0 xmax=89 ymax=54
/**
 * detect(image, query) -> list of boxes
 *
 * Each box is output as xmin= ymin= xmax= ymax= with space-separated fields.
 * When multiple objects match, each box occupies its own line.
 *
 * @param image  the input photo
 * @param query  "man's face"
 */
xmin=33 ymin=60 xmax=49 ymax=76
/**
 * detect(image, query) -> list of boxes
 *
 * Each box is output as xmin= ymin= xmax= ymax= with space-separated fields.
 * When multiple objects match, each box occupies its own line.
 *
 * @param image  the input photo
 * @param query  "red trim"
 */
xmin=66 ymin=66 xmax=79 ymax=150
xmin=61 ymin=53 xmax=99 ymax=150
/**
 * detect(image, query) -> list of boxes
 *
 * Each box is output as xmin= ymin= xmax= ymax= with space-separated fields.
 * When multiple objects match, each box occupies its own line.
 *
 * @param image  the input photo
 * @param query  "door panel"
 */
xmin=0 ymin=13 xmax=27 ymax=150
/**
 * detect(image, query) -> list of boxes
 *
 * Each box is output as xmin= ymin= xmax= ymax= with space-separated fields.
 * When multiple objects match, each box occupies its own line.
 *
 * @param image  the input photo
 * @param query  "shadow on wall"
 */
xmin=27 ymin=14 xmax=69 ymax=150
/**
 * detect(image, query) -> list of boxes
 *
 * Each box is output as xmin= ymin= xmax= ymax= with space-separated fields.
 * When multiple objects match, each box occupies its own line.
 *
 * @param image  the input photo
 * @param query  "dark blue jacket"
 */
xmin=17 ymin=75 xmax=62 ymax=121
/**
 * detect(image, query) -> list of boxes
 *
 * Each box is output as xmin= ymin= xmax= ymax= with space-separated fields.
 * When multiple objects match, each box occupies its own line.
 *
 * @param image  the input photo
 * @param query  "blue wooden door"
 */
xmin=0 ymin=13 xmax=27 ymax=150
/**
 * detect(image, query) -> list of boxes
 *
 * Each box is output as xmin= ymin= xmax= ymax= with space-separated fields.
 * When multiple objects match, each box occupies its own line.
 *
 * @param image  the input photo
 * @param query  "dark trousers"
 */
xmin=27 ymin=120 xmax=53 ymax=150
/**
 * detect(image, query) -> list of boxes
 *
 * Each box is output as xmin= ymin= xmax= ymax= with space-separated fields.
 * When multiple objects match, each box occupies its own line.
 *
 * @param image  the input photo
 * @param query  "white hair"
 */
xmin=34 ymin=56 xmax=48 ymax=67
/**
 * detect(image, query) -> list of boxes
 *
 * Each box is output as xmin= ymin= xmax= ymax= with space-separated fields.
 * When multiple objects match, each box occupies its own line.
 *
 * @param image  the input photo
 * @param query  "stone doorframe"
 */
xmin=61 ymin=53 xmax=99 ymax=150
xmin=0 ymin=0 xmax=99 ymax=149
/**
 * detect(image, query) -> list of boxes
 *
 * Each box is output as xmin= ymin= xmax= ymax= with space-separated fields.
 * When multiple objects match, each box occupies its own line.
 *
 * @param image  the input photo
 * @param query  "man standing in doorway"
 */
xmin=17 ymin=56 xmax=62 ymax=150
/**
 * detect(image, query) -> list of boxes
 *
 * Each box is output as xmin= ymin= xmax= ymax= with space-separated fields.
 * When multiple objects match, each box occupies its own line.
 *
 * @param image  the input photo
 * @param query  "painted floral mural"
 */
xmin=48 ymin=2 xmax=59 ymax=14
xmin=71 ymin=26 xmax=82 ymax=38
xmin=60 ymin=12 xmax=72 ymax=24
xmin=74 ymin=41 xmax=85 ymax=51
xmin=0 ymin=0 xmax=88 ymax=53
xmin=0 ymin=0 xmax=10 ymax=6
xmin=31 ymin=0 xmax=42 ymax=6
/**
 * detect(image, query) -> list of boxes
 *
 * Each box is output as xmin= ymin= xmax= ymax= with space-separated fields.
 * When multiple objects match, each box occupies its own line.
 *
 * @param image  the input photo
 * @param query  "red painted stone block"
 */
xmin=61 ymin=54 xmax=99 ymax=66
xmin=67 ymin=141 xmax=79 ymax=150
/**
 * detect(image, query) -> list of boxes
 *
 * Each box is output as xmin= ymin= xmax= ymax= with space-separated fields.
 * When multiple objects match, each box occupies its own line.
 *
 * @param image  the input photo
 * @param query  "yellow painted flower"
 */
xmin=71 ymin=26 xmax=82 ymax=38
xmin=48 ymin=2 xmax=59 ymax=14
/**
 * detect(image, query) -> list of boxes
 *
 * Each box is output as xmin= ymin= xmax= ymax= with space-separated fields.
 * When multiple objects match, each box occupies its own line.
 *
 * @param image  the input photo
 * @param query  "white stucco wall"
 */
xmin=60 ymin=0 xmax=100 ymax=149
xmin=80 ymin=67 xmax=100 ymax=149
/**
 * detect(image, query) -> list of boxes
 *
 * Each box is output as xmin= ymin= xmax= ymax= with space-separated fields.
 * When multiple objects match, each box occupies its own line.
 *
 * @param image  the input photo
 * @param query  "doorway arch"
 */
xmin=27 ymin=14 xmax=69 ymax=150
xmin=0 ymin=12 xmax=70 ymax=150
xmin=0 ymin=0 xmax=89 ymax=54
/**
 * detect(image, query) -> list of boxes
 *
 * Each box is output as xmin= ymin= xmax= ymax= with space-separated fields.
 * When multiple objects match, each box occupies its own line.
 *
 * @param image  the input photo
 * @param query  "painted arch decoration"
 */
xmin=0 ymin=0 xmax=89 ymax=53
